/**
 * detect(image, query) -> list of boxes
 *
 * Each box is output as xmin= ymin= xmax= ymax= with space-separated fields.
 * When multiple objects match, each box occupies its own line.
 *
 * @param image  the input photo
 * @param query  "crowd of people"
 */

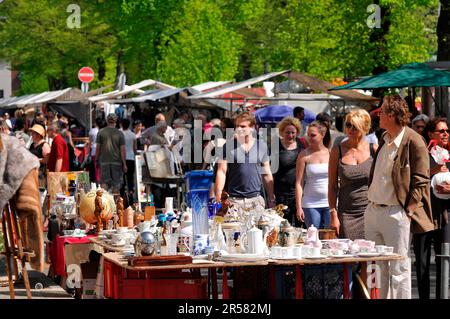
xmin=211 ymin=96 xmax=447 ymax=300
xmin=0 ymin=94 xmax=448 ymax=299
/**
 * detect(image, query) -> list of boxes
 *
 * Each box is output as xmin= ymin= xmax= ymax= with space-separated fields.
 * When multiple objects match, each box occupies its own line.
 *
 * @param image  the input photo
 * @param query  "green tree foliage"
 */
xmin=0 ymin=0 xmax=440 ymax=94
xmin=0 ymin=0 xmax=116 ymax=90
xmin=156 ymin=0 xmax=241 ymax=86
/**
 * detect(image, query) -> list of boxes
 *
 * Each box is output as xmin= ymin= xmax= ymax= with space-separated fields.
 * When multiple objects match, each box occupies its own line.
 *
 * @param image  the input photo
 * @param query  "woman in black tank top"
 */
xmin=273 ymin=117 xmax=307 ymax=227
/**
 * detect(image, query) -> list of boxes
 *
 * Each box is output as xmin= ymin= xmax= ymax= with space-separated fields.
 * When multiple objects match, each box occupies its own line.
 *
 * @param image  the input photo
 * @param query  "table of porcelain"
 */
xmin=102 ymin=252 xmax=268 ymax=299
xmin=101 ymin=252 xmax=403 ymax=299
xmin=267 ymin=254 xmax=404 ymax=299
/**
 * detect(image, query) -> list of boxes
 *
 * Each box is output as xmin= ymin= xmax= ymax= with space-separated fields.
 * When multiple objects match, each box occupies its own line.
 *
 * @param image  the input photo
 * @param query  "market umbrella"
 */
xmin=330 ymin=63 xmax=450 ymax=90
xmin=254 ymin=105 xmax=316 ymax=124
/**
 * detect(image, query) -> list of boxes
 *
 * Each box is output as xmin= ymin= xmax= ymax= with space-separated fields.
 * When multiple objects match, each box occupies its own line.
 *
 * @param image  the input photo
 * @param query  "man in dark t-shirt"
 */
xmin=96 ymin=113 xmax=127 ymax=193
xmin=215 ymin=112 xmax=275 ymax=212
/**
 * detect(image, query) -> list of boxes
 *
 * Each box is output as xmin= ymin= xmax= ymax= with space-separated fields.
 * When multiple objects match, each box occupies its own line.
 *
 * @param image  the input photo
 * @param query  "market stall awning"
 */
xmin=286 ymin=71 xmax=378 ymax=104
xmin=330 ymin=62 xmax=450 ymax=90
xmin=88 ymin=79 xmax=175 ymax=102
xmin=191 ymin=81 xmax=231 ymax=92
xmin=188 ymin=70 xmax=290 ymax=99
xmin=17 ymin=88 xmax=73 ymax=106
xmin=0 ymin=88 xmax=84 ymax=109
xmin=103 ymin=81 xmax=232 ymax=104
xmin=130 ymin=88 xmax=185 ymax=102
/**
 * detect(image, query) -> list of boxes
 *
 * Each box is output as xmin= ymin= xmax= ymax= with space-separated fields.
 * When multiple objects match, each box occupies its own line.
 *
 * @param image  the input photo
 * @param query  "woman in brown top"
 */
xmin=328 ymin=109 xmax=378 ymax=240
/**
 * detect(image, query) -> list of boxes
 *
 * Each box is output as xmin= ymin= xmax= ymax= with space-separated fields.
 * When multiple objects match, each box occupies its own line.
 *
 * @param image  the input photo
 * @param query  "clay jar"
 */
xmin=123 ymin=207 xmax=134 ymax=228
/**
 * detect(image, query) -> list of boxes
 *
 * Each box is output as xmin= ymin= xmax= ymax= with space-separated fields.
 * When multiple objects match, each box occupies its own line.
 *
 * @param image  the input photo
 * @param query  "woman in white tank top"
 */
xmin=295 ymin=120 xmax=331 ymax=229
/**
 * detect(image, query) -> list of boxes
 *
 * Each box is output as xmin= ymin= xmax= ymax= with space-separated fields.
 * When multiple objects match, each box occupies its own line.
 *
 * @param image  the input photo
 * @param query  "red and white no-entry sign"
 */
xmin=78 ymin=67 xmax=94 ymax=83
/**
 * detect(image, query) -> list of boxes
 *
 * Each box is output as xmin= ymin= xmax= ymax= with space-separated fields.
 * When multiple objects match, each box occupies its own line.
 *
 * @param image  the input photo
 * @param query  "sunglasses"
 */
xmin=345 ymin=122 xmax=357 ymax=130
xmin=435 ymin=129 xmax=450 ymax=134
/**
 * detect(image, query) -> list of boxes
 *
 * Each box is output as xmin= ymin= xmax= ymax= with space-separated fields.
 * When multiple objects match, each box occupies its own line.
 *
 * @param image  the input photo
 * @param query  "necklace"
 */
xmin=350 ymin=148 xmax=357 ymax=161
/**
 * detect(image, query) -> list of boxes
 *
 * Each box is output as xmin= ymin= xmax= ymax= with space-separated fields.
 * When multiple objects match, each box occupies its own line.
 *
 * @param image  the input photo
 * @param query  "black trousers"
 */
xmin=412 ymin=214 xmax=450 ymax=299
xmin=120 ymin=160 xmax=135 ymax=206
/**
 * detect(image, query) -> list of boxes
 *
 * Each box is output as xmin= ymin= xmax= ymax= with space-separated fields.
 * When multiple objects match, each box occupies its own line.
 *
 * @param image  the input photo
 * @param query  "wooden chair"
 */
xmin=1 ymin=202 xmax=34 ymax=299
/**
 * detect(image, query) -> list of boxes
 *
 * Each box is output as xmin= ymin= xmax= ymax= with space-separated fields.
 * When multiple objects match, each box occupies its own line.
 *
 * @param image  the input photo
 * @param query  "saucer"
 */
xmin=381 ymin=252 xmax=396 ymax=256
xmin=358 ymin=252 xmax=380 ymax=257
xmin=270 ymin=256 xmax=300 ymax=260
xmin=304 ymin=255 xmax=328 ymax=259
xmin=111 ymin=242 xmax=126 ymax=247
xmin=330 ymin=254 xmax=354 ymax=258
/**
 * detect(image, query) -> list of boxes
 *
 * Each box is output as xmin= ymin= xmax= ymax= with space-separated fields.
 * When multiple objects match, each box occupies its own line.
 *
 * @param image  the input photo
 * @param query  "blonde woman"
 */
xmin=295 ymin=120 xmax=331 ymax=228
xmin=273 ymin=117 xmax=307 ymax=226
xmin=328 ymin=109 xmax=378 ymax=240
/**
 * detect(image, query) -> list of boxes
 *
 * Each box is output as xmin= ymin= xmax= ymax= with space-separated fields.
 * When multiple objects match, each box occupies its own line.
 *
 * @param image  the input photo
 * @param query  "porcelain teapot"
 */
xmin=304 ymin=225 xmax=322 ymax=248
xmin=241 ymin=226 xmax=266 ymax=255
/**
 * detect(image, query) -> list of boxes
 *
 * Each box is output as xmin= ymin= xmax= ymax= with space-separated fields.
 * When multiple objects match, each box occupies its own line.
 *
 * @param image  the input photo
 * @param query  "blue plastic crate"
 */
xmin=185 ymin=170 xmax=214 ymax=191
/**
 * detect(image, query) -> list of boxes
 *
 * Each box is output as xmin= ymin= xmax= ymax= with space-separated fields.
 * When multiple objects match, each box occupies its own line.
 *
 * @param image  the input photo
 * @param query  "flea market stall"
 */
xmin=45 ymin=166 xmax=403 ymax=299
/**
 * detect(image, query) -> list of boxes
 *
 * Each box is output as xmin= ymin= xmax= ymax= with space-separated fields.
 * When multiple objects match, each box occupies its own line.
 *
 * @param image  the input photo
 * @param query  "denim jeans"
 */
xmin=303 ymin=207 xmax=330 ymax=229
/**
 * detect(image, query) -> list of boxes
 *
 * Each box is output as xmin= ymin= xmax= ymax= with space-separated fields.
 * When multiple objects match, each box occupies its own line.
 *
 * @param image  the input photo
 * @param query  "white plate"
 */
xmin=381 ymin=253 xmax=397 ymax=256
xmin=329 ymin=254 xmax=354 ymax=258
xmin=270 ymin=256 xmax=300 ymax=260
xmin=304 ymin=255 xmax=328 ymax=259
xmin=221 ymin=253 xmax=267 ymax=259
xmin=111 ymin=242 xmax=126 ymax=247
xmin=358 ymin=252 xmax=380 ymax=257
xmin=217 ymin=254 xmax=268 ymax=262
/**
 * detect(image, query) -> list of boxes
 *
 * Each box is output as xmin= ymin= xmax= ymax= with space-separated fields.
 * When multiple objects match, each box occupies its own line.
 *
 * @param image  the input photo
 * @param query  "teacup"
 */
xmin=292 ymin=246 xmax=302 ymax=258
xmin=375 ymin=245 xmax=386 ymax=254
xmin=112 ymin=233 xmax=125 ymax=243
xmin=281 ymin=247 xmax=293 ymax=258
xmin=332 ymin=249 xmax=344 ymax=256
xmin=384 ymin=246 xmax=394 ymax=254
xmin=359 ymin=247 xmax=370 ymax=253
xmin=311 ymin=247 xmax=321 ymax=257
xmin=302 ymin=245 xmax=312 ymax=257
xmin=271 ymin=246 xmax=282 ymax=258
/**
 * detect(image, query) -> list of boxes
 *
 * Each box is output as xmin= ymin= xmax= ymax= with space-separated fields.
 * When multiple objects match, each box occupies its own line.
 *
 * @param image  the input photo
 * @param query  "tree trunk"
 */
xmin=238 ymin=54 xmax=252 ymax=81
xmin=115 ymin=49 xmax=125 ymax=90
xmin=369 ymin=1 xmax=391 ymax=76
xmin=437 ymin=0 xmax=450 ymax=61
xmin=47 ymin=75 xmax=68 ymax=91
xmin=97 ymin=57 xmax=106 ymax=81
xmin=437 ymin=1 xmax=450 ymax=118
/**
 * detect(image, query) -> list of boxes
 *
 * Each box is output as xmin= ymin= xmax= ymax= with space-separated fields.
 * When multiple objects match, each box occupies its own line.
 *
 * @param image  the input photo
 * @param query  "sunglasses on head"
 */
xmin=435 ymin=129 xmax=450 ymax=134
xmin=345 ymin=122 xmax=357 ymax=130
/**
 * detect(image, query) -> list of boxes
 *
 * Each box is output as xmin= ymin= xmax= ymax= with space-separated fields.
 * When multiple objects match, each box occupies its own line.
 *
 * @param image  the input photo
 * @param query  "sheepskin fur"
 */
xmin=0 ymin=134 xmax=43 ymax=271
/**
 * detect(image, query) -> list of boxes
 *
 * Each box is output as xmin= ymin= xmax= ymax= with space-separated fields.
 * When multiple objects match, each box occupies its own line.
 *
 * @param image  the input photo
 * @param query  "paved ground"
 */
xmin=0 ymin=256 xmax=72 ymax=299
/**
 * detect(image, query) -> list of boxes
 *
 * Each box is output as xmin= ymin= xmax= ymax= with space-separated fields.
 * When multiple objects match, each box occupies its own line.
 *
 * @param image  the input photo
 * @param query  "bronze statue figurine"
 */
xmin=94 ymin=189 xmax=106 ymax=232
xmin=116 ymin=196 xmax=124 ymax=228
